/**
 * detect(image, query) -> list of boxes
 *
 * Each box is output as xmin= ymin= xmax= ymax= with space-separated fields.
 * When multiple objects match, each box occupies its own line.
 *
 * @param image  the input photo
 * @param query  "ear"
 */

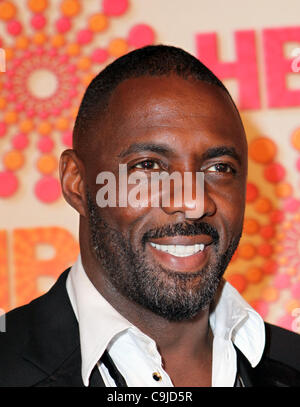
xmin=59 ymin=149 xmax=87 ymax=217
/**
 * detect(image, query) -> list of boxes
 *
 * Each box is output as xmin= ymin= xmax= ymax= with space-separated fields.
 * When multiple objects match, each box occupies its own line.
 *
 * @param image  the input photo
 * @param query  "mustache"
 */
xmin=142 ymin=222 xmax=220 ymax=244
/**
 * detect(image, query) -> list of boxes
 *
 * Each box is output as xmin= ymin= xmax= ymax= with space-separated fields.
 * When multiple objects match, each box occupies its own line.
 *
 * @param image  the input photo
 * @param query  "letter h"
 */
xmin=196 ymin=30 xmax=260 ymax=110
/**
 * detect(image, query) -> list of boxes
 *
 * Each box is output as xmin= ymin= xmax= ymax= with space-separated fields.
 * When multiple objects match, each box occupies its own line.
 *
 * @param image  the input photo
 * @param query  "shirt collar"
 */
xmin=67 ymin=255 xmax=135 ymax=386
xmin=67 ymin=256 xmax=265 ymax=386
xmin=209 ymin=279 xmax=265 ymax=368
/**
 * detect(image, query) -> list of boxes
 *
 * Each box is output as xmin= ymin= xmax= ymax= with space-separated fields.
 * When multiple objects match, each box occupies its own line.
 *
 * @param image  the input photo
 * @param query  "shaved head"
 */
xmin=72 ymin=45 xmax=240 ymax=159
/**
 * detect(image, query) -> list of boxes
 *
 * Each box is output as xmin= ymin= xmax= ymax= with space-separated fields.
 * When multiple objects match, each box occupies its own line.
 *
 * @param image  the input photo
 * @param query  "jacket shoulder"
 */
xmin=0 ymin=298 xmax=46 ymax=385
xmin=236 ymin=322 xmax=300 ymax=387
xmin=264 ymin=322 xmax=300 ymax=372
xmin=0 ymin=269 xmax=70 ymax=349
xmin=0 ymin=301 xmax=30 ymax=355
xmin=0 ymin=269 xmax=74 ymax=386
xmin=251 ymin=322 xmax=300 ymax=386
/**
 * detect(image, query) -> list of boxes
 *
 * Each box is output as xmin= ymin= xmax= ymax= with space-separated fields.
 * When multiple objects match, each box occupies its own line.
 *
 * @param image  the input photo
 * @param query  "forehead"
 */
xmin=109 ymin=75 xmax=240 ymax=121
xmin=90 ymin=75 xmax=246 ymax=160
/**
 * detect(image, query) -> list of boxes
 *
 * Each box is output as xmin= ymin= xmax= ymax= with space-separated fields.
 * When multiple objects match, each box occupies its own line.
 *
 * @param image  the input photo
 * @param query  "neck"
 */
xmin=100 ymin=283 xmax=213 ymax=386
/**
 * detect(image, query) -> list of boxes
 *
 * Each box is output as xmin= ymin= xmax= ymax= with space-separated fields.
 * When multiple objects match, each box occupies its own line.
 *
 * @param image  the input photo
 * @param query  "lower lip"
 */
xmin=146 ymin=243 xmax=210 ymax=272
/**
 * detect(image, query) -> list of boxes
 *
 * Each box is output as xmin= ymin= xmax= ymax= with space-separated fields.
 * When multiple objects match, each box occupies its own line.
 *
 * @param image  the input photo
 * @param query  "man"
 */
xmin=0 ymin=45 xmax=299 ymax=387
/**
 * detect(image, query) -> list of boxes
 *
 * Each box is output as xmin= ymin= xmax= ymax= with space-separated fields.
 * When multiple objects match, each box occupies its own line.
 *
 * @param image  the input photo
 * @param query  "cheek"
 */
xmin=98 ymin=205 xmax=151 ymax=236
xmin=224 ymin=188 xmax=245 ymax=213
xmin=101 ymin=180 xmax=156 ymax=230
xmin=213 ymin=187 xmax=246 ymax=237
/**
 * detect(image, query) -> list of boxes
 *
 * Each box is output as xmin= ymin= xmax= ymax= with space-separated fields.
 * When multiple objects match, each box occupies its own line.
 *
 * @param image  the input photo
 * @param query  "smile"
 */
xmin=147 ymin=237 xmax=212 ymax=273
xmin=149 ymin=242 xmax=205 ymax=257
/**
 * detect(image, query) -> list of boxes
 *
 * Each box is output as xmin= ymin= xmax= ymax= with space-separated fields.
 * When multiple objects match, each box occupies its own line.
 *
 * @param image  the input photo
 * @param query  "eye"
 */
xmin=206 ymin=163 xmax=235 ymax=173
xmin=134 ymin=160 xmax=160 ymax=170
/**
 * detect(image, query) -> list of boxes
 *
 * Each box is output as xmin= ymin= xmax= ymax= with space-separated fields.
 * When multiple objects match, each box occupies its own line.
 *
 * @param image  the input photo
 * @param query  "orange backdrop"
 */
xmin=0 ymin=0 xmax=300 ymax=334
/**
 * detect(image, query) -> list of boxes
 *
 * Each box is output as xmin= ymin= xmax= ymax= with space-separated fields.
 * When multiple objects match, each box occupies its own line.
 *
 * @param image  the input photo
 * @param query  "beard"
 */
xmin=86 ymin=190 xmax=241 ymax=322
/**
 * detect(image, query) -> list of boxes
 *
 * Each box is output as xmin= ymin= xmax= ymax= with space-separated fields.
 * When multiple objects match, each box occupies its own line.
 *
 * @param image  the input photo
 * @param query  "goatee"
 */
xmin=86 ymin=190 xmax=241 ymax=321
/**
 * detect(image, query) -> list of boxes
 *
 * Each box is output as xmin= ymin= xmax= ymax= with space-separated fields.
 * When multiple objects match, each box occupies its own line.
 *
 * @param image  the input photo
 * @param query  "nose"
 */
xmin=158 ymin=171 xmax=217 ymax=220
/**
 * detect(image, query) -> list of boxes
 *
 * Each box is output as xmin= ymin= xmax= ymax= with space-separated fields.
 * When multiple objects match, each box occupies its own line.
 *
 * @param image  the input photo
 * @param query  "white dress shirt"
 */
xmin=66 ymin=255 xmax=265 ymax=387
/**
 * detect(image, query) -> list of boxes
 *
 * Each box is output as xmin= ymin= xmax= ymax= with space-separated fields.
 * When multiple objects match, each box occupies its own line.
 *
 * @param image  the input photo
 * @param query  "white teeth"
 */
xmin=149 ymin=242 xmax=205 ymax=257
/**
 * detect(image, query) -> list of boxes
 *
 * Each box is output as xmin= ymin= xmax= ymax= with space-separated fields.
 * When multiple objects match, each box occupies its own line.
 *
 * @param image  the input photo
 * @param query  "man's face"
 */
xmin=83 ymin=74 xmax=247 ymax=321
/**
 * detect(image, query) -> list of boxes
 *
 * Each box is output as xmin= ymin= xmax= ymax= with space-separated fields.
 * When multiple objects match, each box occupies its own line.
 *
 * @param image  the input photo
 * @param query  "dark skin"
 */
xmin=59 ymin=74 xmax=248 ymax=387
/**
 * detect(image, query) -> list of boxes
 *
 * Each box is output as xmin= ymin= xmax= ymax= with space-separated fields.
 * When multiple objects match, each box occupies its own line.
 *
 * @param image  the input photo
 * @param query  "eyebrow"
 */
xmin=118 ymin=143 xmax=242 ymax=164
xmin=118 ymin=143 xmax=175 ymax=158
xmin=202 ymin=146 xmax=241 ymax=164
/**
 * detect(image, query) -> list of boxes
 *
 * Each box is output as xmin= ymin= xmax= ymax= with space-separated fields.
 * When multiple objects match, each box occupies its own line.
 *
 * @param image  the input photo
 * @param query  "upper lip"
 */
xmin=148 ymin=235 xmax=214 ymax=246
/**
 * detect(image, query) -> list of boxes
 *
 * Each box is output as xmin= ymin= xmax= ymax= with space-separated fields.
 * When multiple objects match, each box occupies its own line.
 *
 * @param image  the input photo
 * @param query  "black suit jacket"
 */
xmin=0 ymin=268 xmax=300 ymax=387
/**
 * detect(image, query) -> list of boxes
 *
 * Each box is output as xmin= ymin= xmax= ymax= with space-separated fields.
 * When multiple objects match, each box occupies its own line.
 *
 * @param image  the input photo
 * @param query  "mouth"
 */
xmin=146 ymin=236 xmax=215 ymax=273
xmin=149 ymin=242 xmax=205 ymax=257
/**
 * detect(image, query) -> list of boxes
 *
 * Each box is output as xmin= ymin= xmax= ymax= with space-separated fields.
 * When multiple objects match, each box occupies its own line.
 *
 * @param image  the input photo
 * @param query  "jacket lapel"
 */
xmin=21 ymin=268 xmax=105 ymax=387
xmin=235 ymin=332 xmax=300 ymax=387
xmin=235 ymin=345 xmax=255 ymax=386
